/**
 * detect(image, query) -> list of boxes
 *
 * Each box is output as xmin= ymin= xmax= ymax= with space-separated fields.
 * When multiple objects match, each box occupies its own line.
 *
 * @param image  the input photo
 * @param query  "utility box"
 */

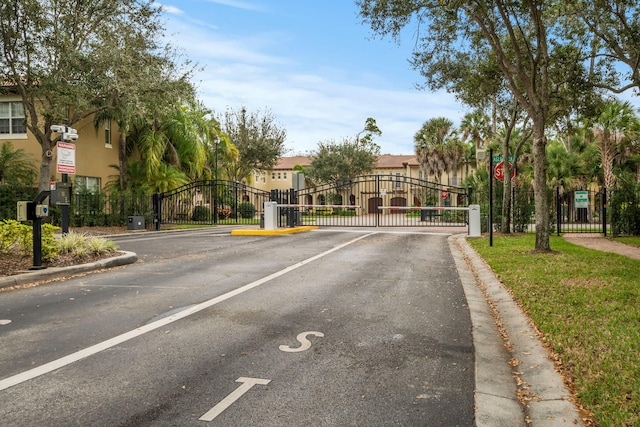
xmin=50 ymin=181 xmax=70 ymax=205
xmin=468 ymin=205 xmax=481 ymax=237
xmin=263 ymin=202 xmax=278 ymax=230
xmin=127 ymin=215 xmax=145 ymax=231
xmin=35 ymin=204 xmax=49 ymax=218
xmin=292 ymin=172 xmax=305 ymax=190
xmin=17 ymin=201 xmax=29 ymax=221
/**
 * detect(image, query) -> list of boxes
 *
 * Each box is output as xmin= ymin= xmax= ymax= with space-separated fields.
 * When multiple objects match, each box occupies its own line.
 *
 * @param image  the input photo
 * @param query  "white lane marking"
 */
xmin=199 ymin=377 xmax=271 ymax=422
xmin=0 ymin=319 xmax=11 ymax=326
xmin=279 ymin=331 xmax=324 ymax=352
xmin=0 ymin=232 xmax=376 ymax=392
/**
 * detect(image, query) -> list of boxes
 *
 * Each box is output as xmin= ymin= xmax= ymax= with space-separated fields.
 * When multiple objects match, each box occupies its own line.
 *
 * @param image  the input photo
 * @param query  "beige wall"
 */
xmin=1 ymin=108 xmax=120 ymax=189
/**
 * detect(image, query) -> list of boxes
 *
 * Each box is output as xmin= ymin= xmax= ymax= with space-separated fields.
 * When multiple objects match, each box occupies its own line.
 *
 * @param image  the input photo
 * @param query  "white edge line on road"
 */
xmin=0 ymin=232 xmax=377 ymax=392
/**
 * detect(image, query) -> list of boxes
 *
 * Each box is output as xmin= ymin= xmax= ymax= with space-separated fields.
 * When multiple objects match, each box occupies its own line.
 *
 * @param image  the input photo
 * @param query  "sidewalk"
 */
xmin=562 ymin=233 xmax=640 ymax=260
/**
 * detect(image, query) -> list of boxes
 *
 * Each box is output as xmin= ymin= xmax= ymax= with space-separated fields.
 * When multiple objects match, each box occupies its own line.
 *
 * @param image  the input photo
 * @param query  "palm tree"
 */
xmin=0 ymin=142 xmax=38 ymax=186
xmin=414 ymin=117 xmax=457 ymax=185
xmin=460 ymin=110 xmax=491 ymax=150
xmin=592 ymin=100 xmax=640 ymax=189
xmin=129 ymin=101 xmax=208 ymax=186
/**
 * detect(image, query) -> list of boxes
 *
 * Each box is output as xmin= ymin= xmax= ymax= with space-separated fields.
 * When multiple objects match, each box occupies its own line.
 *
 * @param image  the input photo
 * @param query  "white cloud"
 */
xmin=156 ymin=3 xmax=184 ymax=15
xmin=162 ymin=2 xmax=465 ymax=155
xmin=204 ymin=0 xmax=266 ymax=12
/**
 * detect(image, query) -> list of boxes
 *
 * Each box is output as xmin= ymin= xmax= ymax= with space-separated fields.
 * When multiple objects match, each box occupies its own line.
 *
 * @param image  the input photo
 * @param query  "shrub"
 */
xmin=192 ymin=205 xmax=211 ymax=222
xmin=0 ymin=219 xmax=58 ymax=261
xmin=238 ymin=202 xmax=256 ymax=219
xmin=611 ymin=179 xmax=640 ymax=236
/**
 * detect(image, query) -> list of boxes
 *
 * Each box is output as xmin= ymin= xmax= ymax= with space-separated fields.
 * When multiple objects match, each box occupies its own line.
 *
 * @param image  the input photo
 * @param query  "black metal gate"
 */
xmin=294 ymin=175 xmax=471 ymax=227
xmin=153 ymin=180 xmax=270 ymax=228
xmin=555 ymin=188 xmax=608 ymax=235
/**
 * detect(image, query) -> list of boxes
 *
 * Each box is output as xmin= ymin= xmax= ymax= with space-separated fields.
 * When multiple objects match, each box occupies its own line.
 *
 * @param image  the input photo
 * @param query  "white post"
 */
xmin=468 ymin=204 xmax=481 ymax=237
xmin=263 ymin=202 xmax=278 ymax=230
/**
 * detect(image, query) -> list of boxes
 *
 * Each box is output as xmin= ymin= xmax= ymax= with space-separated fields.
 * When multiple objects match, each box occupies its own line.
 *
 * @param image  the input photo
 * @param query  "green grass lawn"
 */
xmin=468 ymin=235 xmax=640 ymax=427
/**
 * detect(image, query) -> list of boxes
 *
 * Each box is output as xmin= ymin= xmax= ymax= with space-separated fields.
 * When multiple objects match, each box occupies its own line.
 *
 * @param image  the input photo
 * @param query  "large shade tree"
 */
xmin=0 ymin=0 xmax=192 ymax=191
xmin=307 ymin=137 xmax=381 ymax=187
xmin=220 ymin=107 xmax=287 ymax=183
xmin=358 ymin=0 xmax=588 ymax=251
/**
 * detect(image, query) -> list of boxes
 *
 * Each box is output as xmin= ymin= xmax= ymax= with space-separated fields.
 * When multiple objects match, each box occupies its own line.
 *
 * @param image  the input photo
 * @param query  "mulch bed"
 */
xmin=1 ymin=226 xmax=130 ymax=277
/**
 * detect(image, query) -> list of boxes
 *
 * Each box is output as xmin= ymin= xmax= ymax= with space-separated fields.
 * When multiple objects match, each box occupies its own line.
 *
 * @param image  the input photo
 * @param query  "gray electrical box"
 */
xmin=127 ymin=215 xmax=145 ymax=230
xmin=292 ymin=172 xmax=305 ymax=190
xmin=50 ymin=181 xmax=70 ymax=205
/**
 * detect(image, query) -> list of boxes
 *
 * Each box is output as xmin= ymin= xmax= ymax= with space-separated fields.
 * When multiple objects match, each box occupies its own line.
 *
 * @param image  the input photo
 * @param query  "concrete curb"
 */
xmin=0 ymin=251 xmax=138 ymax=290
xmin=449 ymin=235 xmax=584 ymax=427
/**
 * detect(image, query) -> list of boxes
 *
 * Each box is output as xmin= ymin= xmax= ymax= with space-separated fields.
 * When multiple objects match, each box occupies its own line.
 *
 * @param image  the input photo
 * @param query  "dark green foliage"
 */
xmin=192 ymin=205 xmax=212 ymax=222
xmin=237 ymin=202 xmax=256 ymax=219
xmin=0 ymin=185 xmax=37 ymax=221
xmin=610 ymin=179 xmax=640 ymax=237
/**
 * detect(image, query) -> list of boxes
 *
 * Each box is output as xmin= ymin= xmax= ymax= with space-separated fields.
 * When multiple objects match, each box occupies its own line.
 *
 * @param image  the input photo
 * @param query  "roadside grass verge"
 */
xmin=468 ymin=234 xmax=640 ymax=427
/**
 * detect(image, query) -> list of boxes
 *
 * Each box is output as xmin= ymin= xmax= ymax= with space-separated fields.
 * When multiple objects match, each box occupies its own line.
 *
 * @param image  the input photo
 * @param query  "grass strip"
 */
xmin=468 ymin=234 xmax=640 ymax=426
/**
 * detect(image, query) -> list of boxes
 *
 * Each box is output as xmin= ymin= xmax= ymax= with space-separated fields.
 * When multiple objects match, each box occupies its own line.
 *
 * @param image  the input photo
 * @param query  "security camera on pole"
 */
xmin=50 ymin=125 xmax=78 ymax=234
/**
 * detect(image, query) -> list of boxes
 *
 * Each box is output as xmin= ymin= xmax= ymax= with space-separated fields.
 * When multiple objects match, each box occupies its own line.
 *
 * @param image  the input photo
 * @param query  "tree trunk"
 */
xmin=532 ymin=123 xmax=550 ymax=251
xmin=119 ymin=133 xmax=127 ymax=191
xmin=38 ymin=138 xmax=53 ymax=193
xmin=501 ymin=129 xmax=513 ymax=233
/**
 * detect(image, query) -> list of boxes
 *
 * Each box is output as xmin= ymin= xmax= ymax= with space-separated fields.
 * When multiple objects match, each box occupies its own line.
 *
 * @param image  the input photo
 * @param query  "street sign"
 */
xmin=494 ymin=161 xmax=515 ymax=182
xmin=492 ymin=155 xmax=519 ymax=163
xmin=57 ymin=142 xmax=76 ymax=174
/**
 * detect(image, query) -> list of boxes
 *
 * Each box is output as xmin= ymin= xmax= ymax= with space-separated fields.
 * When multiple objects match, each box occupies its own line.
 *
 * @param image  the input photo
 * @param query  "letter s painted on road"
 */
xmin=279 ymin=331 xmax=324 ymax=353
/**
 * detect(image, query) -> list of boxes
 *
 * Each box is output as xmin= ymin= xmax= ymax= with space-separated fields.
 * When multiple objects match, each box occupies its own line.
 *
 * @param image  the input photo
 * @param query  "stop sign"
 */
xmin=494 ymin=161 xmax=515 ymax=181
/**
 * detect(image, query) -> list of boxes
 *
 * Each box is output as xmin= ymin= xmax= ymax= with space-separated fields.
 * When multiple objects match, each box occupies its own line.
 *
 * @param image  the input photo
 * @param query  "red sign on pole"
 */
xmin=494 ymin=161 xmax=515 ymax=182
xmin=57 ymin=142 xmax=76 ymax=174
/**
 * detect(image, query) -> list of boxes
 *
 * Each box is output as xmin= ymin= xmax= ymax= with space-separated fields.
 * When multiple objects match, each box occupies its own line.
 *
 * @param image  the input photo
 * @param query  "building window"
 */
xmin=104 ymin=119 xmax=112 ymax=147
xmin=0 ymin=101 xmax=26 ymax=136
xmin=283 ymin=172 xmax=287 ymax=180
xmin=278 ymin=172 xmax=281 ymax=180
xmin=75 ymin=176 xmax=101 ymax=193
xmin=395 ymin=173 xmax=402 ymax=188
xmin=272 ymin=173 xmax=275 ymax=180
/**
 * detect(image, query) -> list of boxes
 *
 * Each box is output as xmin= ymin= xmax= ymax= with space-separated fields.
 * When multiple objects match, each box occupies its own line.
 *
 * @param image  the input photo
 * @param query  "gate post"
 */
xmin=469 ymin=205 xmax=481 ymax=237
xmin=153 ymin=192 xmax=161 ymax=231
xmin=602 ymin=187 xmax=607 ymax=237
xmin=212 ymin=180 xmax=218 ymax=225
xmin=264 ymin=201 xmax=278 ymax=230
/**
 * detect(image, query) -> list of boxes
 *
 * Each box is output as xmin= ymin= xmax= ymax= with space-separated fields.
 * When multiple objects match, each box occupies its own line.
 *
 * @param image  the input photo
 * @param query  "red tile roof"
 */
xmin=274 ymin=154 xmax=418 ymax=170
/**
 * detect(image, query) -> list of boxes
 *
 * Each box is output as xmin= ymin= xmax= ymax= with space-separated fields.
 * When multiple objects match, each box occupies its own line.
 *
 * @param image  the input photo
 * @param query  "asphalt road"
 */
xmin=0 ymin=228 xmax=474 ymax=426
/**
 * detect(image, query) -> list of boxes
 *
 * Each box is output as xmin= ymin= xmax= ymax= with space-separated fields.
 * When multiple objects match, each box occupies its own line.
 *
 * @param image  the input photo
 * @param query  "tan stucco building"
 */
xmin=1 ymin=95 xmax=120 ymax=192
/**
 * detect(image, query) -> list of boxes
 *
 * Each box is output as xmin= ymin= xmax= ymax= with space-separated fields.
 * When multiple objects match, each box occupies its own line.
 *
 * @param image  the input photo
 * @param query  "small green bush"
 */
xmin=238 ymin=202 xmax=256 ymax=219
xmin=192 ymin=205 xmax=211 ymax=222
xmin=0 ymin=219 xmax=58 ymax=261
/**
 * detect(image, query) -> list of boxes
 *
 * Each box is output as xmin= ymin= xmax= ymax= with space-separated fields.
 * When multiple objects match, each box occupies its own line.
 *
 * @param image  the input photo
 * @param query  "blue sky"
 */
xmin=158 ymin=0 xmax=465 ymax=155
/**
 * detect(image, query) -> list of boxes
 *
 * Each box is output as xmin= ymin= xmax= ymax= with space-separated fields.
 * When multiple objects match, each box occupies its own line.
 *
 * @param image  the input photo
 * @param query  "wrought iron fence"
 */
xmin=154 ymin=180 xmax=269 ymax=228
